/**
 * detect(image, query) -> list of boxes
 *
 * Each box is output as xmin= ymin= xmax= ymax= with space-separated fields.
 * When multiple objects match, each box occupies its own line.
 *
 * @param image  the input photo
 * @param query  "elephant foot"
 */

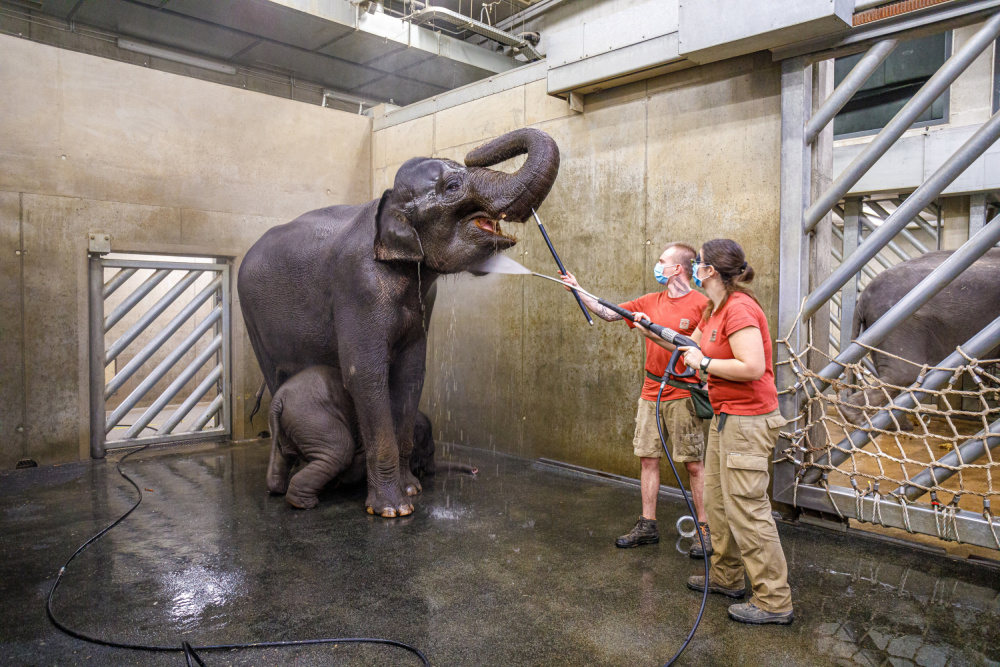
xmin=400 ymin=469 xmax=423 ymax=497
xmin=285 ymin=491 xmax=319 ymax=510
xmin=366 ymin=485 xmax=414 ymax=518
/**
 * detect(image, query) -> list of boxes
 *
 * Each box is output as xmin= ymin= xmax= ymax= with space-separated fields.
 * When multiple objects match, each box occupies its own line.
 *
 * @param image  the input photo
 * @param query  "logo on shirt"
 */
xmin=679 ymin=318 xmax=690 ymax=330
xmin=710 ymin=329 xmax=718 ymax=342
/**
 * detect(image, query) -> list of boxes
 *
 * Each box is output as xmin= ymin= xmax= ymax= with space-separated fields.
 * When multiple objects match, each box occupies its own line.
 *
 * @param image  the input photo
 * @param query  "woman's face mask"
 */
xmin=691 ymin=256 xmax=707 ymax=288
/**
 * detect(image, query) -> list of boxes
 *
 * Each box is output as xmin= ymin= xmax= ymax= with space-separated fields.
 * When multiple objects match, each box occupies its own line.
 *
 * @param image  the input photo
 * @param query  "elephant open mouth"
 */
xmin=473 ymin=216 xmax=517 ymax=241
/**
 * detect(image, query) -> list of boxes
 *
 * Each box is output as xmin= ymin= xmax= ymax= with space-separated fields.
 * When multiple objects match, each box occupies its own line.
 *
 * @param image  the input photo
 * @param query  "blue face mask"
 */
xmin=692 ymin=260 xmax=705 ymax=288
xmin=653 ymin=263 xmax=669 ymax=286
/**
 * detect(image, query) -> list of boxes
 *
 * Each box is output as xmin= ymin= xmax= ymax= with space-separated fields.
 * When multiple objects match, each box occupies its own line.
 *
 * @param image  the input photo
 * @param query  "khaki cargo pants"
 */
xmin=704 ymin=409 xmax=793 ymax=613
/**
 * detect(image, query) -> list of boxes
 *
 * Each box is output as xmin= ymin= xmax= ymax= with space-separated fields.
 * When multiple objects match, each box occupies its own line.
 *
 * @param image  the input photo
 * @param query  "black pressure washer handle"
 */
xmin=534 ymin=210 xmax=594 ymax=326
xmin=596 ymin=298 xmax=699 ymax=378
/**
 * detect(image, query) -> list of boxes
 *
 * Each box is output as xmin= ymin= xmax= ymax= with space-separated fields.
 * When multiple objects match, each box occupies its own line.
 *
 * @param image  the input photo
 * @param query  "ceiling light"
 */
xmin=118 ymin=38 xmax=237 ymax=75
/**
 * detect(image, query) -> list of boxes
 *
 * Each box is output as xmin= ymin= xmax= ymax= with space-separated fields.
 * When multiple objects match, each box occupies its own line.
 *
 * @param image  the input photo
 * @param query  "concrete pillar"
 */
xmin=940 ymin=196 xmax=970 ymax=250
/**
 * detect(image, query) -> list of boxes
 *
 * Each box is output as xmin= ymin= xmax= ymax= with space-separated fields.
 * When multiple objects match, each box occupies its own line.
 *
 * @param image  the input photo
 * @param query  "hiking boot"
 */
xmin=686 ymin=575 xmax=746 ymax=599
xmin=615 ymin=517 xmax=659 ymax=548
xmin=688 ymin=522 xmax=714 ymax=559
xmin=728 ymin=602 xmax=794 ymax=625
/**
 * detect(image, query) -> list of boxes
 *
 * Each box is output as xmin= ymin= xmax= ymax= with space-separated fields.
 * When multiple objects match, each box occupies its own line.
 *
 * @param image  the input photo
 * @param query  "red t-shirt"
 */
xmin=620 ymin=290 xmax=708 ymax=401
xmin=697 ymin=292 xmax=779 ymax=415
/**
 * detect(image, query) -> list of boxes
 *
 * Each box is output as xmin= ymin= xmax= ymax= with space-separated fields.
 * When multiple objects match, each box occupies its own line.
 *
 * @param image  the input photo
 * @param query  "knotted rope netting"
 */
xmin=775 ymin=309 xmax=1000 ymax=548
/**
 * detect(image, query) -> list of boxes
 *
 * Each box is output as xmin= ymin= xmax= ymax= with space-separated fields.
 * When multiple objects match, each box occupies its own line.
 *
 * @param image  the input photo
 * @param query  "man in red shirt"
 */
xmin=561 ymin=243 xmax=711 ymax=554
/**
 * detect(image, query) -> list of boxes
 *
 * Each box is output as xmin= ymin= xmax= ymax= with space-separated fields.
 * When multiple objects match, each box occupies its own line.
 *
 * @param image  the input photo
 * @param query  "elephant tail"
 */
xmin=267 ymin=393 xmax=285 ymax=451
xmin=249 ymin=380 xmax=268 ymax=427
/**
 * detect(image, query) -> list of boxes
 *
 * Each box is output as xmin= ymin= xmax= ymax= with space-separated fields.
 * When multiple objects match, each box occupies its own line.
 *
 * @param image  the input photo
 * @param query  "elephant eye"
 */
xmin=445 ymin=180 xmax=460 ymax=192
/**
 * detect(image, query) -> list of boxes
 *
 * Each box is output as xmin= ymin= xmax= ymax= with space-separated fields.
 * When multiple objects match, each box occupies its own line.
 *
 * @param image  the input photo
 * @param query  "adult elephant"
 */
xmin=238 ymin=128 xmax=559 ymax=517
xmin=842 ymin=248 xmax=1000 ymax=428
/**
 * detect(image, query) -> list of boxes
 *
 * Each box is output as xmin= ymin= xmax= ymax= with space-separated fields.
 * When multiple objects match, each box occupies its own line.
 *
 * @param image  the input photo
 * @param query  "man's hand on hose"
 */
xmin=559 ymin=271 xmax=622 ymax=322
xmin=633 ymin=312 xmax=679 ymax=352
xmin=558 ymin=270 xmax=580 ymax=291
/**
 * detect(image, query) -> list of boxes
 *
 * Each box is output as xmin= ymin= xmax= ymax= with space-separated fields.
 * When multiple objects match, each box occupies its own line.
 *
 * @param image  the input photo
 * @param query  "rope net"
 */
xmin=776 ymin=315 xmax=1000 ymax=546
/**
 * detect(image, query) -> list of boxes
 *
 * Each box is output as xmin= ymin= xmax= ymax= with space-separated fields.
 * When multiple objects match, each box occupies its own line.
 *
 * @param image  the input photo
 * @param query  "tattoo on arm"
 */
xmin=597 ymin=305 xmax=623 ymax=322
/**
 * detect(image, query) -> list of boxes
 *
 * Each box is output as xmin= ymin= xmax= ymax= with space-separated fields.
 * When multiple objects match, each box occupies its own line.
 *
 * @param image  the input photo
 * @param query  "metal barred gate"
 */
xmin=774 ymin=4 xmax=1000 ymax=549
xmin=89 ymin=255 xmax=231 ymax=458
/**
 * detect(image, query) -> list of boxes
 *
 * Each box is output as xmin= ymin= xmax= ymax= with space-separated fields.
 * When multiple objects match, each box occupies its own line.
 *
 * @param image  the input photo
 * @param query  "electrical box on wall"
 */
xmin=678 ymin=0 xmax=854 ymax=64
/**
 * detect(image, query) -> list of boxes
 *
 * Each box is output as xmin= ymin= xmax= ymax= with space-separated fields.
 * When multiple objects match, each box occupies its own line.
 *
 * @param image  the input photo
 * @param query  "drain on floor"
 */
xmin=16 ymin=459 xmax=38 ymax=469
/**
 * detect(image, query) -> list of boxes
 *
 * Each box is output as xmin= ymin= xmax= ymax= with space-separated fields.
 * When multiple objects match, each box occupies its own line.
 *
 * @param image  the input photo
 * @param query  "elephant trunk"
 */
xmin=464 ymin=128 xmax=560 ymax=222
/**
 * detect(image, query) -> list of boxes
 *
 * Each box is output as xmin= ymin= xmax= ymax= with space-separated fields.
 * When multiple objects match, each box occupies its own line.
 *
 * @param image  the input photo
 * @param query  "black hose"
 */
xmin=45 ymin=443 xmax=430 ymax=666
xmin=655 ymin=380 xmax=710 ymax=667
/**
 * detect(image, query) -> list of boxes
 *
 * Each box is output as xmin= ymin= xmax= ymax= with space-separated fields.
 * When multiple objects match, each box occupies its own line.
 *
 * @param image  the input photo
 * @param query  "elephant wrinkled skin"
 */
xmin=238 ymin=128 xmax=559 ymax=516
xmin=267 ymin=366 xmax=475 ymax=510
xmin=842 ymin=248 xmax=1000 ymax=429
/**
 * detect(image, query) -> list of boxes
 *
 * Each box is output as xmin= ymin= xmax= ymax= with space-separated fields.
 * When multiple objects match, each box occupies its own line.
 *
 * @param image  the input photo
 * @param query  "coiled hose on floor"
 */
xmin=655 ymin=379 xmax=710 ymax=666
xmin=45 ymin=443 xmax=430 ymax=666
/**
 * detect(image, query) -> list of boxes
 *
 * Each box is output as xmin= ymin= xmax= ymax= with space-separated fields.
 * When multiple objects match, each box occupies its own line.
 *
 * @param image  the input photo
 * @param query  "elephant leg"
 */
xmin=266 ymin=397 xmax=296 ymax=495
xmin=391 ymin=338 xmax=427 ymax=498
xmin=338 ymin=337 xmax=412 ymax=518
xmin=841 ymin=386 xmax=912 ymax=431
xmin=285 ymin=425 xmax=355 ymax=510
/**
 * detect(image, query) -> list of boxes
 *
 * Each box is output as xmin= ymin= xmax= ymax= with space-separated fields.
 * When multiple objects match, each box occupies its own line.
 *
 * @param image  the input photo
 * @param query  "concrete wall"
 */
xmin=0 ymin=34 xmax=372 ymax=467
xmin=373 ymin=52 xmax=782 ymax=480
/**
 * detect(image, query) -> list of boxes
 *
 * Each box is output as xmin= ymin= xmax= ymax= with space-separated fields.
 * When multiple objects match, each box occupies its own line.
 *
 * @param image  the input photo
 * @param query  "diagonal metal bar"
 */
xmin=105 ymin=276 xmax=223 ymax=399
xmin=105 ymin=271 xmax=203 ymax=364
xmin=832 ymin=221 xmax=882 ymax=279
xmin=901 ymin=417 xmax=1000 ymax=500
xmin=105 ymin=308 xmax=221 ymax=433
xmin=123 ymin=341 xmax=222 ymax=439
xmin=804 ymin=110 xmax=1000 ymax=321
xmin=191 ymin=393 xmax=224 ymax=431
xmin=860 ymin=214 xmax=913 ymax=261
xmin=157 ymin=365 xmax=223 ymax=435
xmin=802 ymin=311 xmax=1000 ymax=483
xmin=104 ymin=269 xmax=171 ymax=331
xmin=865 ymin=201 xmax=930 ymax=254
xmin=805 ymin=38 xmax=898 ymax=144
xmin=892 ymin=198 xmax=941 ymax=240
xmin=103 ymin=268 xmax=137 ymax=299
xmin=809 ymin=209 xmax=1000 ymax=397
xmin=834 ymin=205 xmax=894 ymax=269
xmin=803 ymin=11 xmax=1000 ymax=233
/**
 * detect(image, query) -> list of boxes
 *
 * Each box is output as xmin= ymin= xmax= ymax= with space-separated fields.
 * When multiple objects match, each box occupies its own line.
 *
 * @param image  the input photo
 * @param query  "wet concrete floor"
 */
xmin=1 ymin=440 xmax=999 ymax=666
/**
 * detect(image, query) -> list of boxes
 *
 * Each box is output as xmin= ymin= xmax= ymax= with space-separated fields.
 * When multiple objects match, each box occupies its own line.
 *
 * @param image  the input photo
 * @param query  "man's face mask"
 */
xmin=654 ymin=262 xmax=681 ymax=286
xmin=653 ymin=263 xmax=668 ymax=285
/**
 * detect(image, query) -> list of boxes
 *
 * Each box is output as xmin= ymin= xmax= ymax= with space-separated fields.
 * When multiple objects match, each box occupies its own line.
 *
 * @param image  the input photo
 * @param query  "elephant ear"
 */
xmin=374 ymin=189 xmax=424 ymax=263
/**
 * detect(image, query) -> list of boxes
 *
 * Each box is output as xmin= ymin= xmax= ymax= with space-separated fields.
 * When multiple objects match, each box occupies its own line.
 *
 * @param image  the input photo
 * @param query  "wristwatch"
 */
xmin=699 ymin=357 xmax=712 ymax=373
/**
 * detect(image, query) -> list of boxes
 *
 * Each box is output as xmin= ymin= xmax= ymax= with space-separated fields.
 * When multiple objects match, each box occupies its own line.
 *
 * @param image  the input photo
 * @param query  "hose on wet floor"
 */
xmin=45 ymin=443 xmax=430 ymax=666
xmin=655 ymin=380 xmax=710 ymax=666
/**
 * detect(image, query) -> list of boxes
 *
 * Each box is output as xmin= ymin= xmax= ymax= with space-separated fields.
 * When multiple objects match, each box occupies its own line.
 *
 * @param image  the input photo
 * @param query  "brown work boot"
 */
xmin=686 ymin=575 xmax=746 ymax=598
xmin=689 ymin=522 xmax=714 ymax=559
xmin=728 ymin=602 xmax=794 ymax=625
xmin=615 ymin=517 xmax=659 ymax=548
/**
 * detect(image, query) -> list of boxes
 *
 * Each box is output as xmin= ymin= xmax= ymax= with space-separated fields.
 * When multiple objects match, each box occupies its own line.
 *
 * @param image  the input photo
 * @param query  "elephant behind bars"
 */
xmin=841 ymin=248 xmax=1000 ymax=429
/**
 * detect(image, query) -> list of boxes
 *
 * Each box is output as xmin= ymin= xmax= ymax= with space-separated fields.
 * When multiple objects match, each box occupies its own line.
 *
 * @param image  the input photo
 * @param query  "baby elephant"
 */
xmin=267 ymin=366 xmax=475 ymax=509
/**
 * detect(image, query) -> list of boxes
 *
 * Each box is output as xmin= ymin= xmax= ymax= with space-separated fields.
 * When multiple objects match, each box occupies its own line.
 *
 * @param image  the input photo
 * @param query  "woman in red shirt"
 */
xmin=641 ymin=238 xmax=793 ymax=625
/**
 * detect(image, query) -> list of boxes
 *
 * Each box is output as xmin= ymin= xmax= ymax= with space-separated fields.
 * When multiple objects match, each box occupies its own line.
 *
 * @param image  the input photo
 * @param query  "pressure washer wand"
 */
xmin=532 ymin=208 xmax=594 ymax=326
xmin=531 ymin=272 xmax=699 ymax=379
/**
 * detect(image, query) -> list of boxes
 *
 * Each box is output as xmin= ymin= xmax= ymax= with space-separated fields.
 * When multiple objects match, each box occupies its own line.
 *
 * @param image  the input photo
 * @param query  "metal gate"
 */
xmin=775 ymin=5 xmax=1000 ymax=549
xmin=88 ymin=255 xmax=231 ymax=457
